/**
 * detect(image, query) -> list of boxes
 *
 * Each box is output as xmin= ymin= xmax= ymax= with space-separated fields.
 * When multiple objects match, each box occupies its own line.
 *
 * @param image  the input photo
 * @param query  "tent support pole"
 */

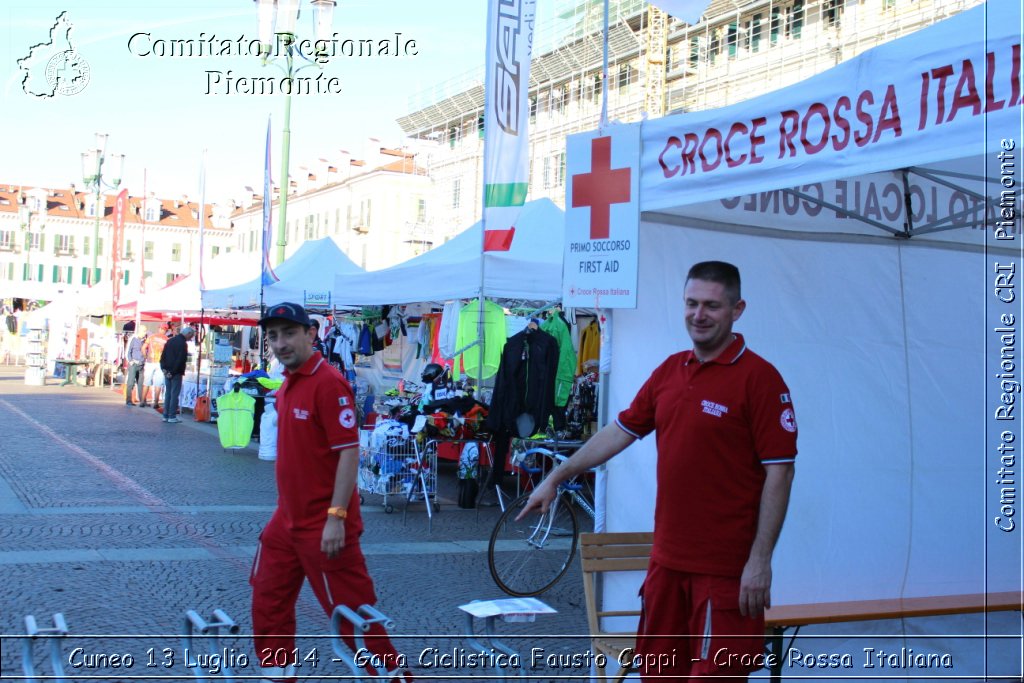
xmin=900 ymin=169 xmax=915 ymax=237
xmin=910 ymin=167 xmax=997 ymax=203
xmin=781 ymin=188 xmax=904 ymax=236
xmin=594 ymin=308 xmax=610 ymax=534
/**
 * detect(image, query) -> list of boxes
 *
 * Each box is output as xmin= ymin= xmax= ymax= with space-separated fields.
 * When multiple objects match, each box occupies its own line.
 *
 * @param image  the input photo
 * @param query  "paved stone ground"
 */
xmin=0 ymin=366 xmax=597 ymax=682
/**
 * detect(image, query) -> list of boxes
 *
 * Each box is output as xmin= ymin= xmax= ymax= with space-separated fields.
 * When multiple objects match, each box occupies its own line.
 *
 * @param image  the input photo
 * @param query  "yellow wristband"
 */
xmin=327 ymin=506 xmax=348 ymax=520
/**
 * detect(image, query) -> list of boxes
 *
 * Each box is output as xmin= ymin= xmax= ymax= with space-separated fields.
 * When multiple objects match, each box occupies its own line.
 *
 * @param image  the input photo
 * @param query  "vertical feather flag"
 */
xmin=482 ymin=0 xmax=536 ymax=252
xmin=262 ymin=118 xmax=279 ymax=285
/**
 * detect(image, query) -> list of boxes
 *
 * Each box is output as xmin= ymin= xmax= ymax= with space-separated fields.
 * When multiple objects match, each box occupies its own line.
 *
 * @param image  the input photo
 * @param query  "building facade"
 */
xmin=227 ymin=142 xmax=433 ymax=272
xmin=0 ymin=0 xmax=984 ymax=306
xmin=0 ymin=184 xmax=234 ymax=302
xmin=398 ymin=0 xmax=985 ymax=233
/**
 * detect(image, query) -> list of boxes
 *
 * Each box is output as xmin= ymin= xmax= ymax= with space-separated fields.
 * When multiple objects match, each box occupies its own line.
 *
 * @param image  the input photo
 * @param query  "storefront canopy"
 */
xmin=332 ymin=198 xmax=565 ymax=305
xmin=203 ymin=236 xmax=363 ymax=310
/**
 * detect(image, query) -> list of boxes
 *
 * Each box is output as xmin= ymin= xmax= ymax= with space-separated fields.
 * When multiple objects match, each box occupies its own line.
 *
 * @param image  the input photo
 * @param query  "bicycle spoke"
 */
xmin=488 ymin=493 xmax=578 ymax=597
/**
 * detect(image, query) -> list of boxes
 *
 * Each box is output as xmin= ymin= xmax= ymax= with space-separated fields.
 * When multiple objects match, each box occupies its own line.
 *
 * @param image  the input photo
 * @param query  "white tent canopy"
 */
xmin=134 ymin=250 xmax=257 ymax=314
xmin=203 ymin=236 xmax=363 ymax=310
xmin=333 ymin=198 xmax=566 ymax=305
xmin=585 ymin=3 xmax=1020 ymax=679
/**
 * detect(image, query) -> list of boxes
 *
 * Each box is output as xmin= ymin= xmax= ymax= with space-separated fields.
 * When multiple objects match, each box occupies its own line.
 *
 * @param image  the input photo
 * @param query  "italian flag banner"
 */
xmin=482 ymin=0 xmax=536 ymax=252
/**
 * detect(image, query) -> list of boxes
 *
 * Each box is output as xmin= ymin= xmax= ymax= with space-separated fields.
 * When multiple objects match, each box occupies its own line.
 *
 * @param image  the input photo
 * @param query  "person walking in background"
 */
xmin=251 ymin=303 xmax=411 ymax=683
xmin=124 ymin=325 xmax=147 ymax=406
xmin=141 ymin=325 xmax=169 ymax=409
xmin=310 ymin=318 xmax=329 ymax=358
xmin=520 ymin=261 xmax=797 ymax=682
xmin=160 ymin=325 xmax=194 ymax=424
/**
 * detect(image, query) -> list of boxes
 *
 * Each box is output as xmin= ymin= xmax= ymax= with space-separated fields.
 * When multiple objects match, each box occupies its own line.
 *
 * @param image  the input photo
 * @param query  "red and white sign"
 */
xmin=640 ymin=4 xmax=1021 ymax=212
xmin=563 ymin=124 xmax=641 ymax=309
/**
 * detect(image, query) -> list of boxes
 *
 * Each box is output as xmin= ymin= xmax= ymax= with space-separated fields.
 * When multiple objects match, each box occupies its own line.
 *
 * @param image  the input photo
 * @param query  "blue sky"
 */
xmin=1 ymin=1 xmax=493 ymax=203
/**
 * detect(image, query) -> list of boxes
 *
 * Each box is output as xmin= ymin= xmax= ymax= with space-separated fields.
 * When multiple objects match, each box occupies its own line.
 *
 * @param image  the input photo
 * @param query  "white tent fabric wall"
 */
xmin=587 ymin=2 xmax=1021 ymax=679
xmin=602 ymin=223 xmax=1019 ymax=680
xmin=203 ymin=236 xmax=363 ymax=310
xmin=333 ymin=199 xmax=565 ymax=305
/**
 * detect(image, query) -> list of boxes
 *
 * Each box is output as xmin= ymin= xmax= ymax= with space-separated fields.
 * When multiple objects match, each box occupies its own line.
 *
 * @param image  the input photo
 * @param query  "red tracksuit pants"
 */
xmin=250 ymin=512 xmax=404 ymax=677
xmin=634 ymin=559 xmax=765 ymax=682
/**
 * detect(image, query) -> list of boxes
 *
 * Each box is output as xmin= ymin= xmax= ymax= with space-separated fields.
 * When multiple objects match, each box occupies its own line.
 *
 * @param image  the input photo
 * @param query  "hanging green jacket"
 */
xmin=540 ymin=314 xmax=577 ymax=407
xmin=453 ymin=298 xmax=506 ymax=381
xmin=216 ymin=389 xmax=256 ymax=449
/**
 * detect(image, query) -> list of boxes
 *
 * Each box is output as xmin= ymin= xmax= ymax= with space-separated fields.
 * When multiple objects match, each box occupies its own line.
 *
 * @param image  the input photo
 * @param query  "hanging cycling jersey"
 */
xmin=216 ymin=389 xmax=256 ymax=449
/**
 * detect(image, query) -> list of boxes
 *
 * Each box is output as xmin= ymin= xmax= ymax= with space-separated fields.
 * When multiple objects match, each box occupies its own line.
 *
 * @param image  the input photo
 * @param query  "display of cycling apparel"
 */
xmin=438 ymin=301 xmax=463 ymax=359
xmin=576 ymin=319 xmax=600 ymax=375
xmin=540 ymin=313 xmax=577 ymax=409
xmin=329 ymin=321 xmax=359 ymax=370
xmin=216 ymin=388 xmax=256 ymax=449
xmin=453 ymin=298 xmax=506 ymax=381
xmin=486 ymin=327 xmax=559 ymax=437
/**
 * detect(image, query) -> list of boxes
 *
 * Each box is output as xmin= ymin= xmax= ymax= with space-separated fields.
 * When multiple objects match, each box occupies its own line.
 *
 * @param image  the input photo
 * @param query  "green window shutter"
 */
xmin=39 ymin=234 xmax=45 ymax=252
xmin=52 ymin=265 xmax=58 ymax=282
xmin=23 ymin=263 xmax=28 ymax=280
xmin=66 ymin=266 xmax=72 ymax=282
xmin=96 ymin=237 xmax=103 ymax=255
xmin=37 ymin=264 xmax=43 ymax=281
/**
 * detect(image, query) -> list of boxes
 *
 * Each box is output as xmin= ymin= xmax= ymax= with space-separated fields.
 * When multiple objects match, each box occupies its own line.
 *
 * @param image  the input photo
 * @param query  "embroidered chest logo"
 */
xmin=293 ymin=408 xmax=310 ymax=420
xmin=701 ymin=400 xmax=729 ymax=418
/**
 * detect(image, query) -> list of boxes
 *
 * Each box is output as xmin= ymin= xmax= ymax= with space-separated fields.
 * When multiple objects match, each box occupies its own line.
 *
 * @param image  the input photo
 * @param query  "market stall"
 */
xmin=328 ymin=199 xmax=601 ymax=513
xmin=21 ymin=284 xmax=113 ymax=381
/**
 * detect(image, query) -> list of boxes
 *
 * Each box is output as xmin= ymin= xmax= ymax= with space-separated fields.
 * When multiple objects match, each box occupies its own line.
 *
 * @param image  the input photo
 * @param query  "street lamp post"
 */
xmin=18 ymin=205 xmax=33 ymax=286
xmin=254 ymin=0 xmax=336 ymax=266
xmin=80 ymin=133 xmax=125 ymax=287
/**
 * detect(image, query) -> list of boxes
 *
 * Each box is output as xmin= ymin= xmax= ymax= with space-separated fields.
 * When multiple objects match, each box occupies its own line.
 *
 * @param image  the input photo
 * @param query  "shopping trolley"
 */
xmin=358 ymin=419 xmax=438 ymax=520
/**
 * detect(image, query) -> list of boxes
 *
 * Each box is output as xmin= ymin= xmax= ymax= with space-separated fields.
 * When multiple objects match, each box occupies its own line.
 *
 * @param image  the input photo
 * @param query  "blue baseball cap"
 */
xmin=259 ymin=302 xmax=312 ymax=328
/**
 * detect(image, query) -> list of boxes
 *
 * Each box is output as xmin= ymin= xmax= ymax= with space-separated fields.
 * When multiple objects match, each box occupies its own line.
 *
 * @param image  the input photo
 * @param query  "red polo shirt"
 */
xmin=275 ymin=352 xmax=363 ymax=537
xmin=616 ymin=334 xmax=797 ymax=576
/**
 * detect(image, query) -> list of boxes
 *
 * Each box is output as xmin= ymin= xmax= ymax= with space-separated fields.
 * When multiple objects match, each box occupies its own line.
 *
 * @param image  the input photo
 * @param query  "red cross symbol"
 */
xmin=571 ymin=136 xmax=631 ymax=240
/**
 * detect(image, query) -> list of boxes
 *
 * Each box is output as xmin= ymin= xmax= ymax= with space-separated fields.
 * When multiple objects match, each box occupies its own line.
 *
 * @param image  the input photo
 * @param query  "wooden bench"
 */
xmin=764 ymin=591 xmax=1022 ymax=682
xmin=580 ymin=532 xmax=1022 ymax=682
xmin=579 ymin=531 xmax=653 ymax=681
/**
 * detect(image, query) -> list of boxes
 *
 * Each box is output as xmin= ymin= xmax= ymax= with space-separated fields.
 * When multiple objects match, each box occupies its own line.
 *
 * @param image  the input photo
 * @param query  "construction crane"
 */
xmin=644 ymin=4 xmax=668 ymax=117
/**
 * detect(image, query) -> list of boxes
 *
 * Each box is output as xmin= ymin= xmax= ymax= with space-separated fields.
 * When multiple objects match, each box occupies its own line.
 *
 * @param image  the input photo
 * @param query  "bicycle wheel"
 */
xmin=488 ymin=492 xmax=578 ymax=597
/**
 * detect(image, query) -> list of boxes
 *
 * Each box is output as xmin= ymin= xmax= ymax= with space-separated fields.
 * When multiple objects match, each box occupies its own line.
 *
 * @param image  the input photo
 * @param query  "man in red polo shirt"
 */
xmin=520 ymin=261 xmax=797 ymax=682
xmin=251 ymin=302 xmax=409 ymax=682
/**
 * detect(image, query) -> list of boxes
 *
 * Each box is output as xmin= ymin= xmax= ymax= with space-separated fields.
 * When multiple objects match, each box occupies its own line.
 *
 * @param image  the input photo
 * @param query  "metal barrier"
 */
xmin=182 ymin=608 xmax=240 ymax=681
xmin=22 ymin=613 xmax=69 ymax=683
xmin=330 ymin=604 xmax=401 ymax=680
